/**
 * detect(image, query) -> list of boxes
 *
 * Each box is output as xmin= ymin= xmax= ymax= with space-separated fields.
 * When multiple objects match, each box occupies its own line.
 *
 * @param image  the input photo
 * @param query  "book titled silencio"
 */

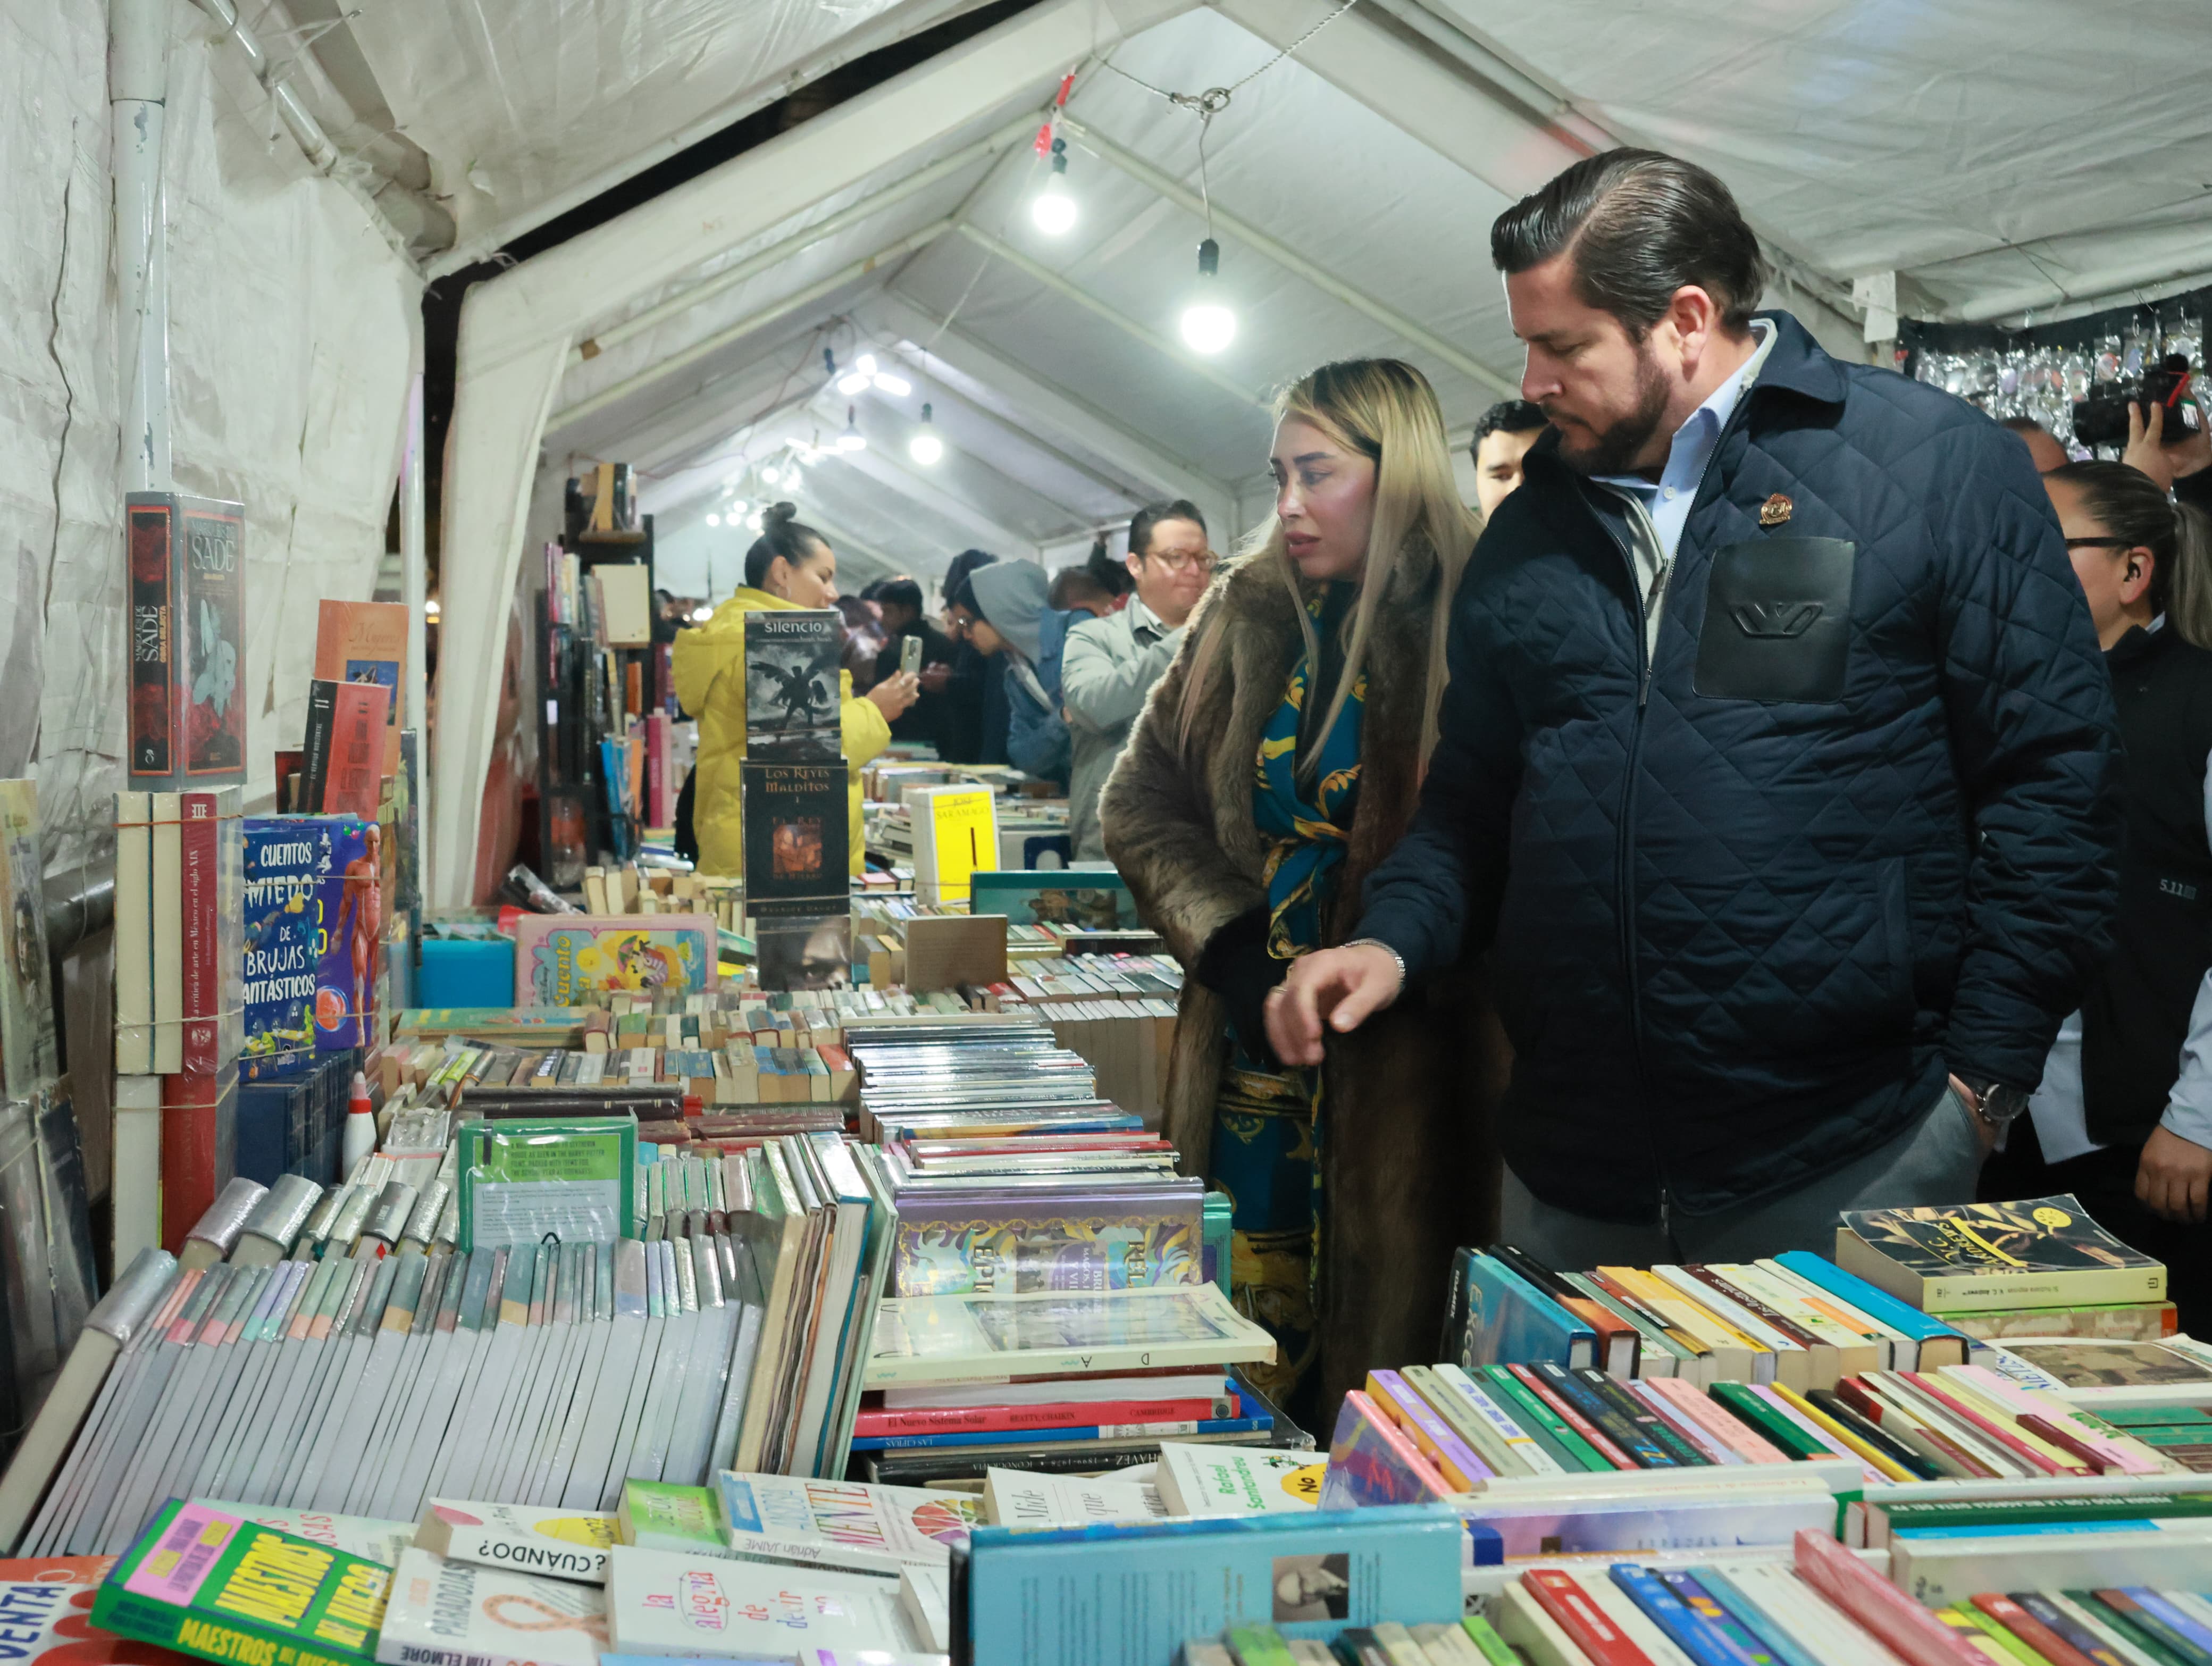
xmin=741 ymin=760 xmax=848 ymax=903
xmin=127 ymin=493 xmax=247 ymax=792
xmin=742 ymin=610 xmax=841 ymax=760
xmin=301 ymin=677 xmax=392 ymax=818
xmin=91 ymin=1499 xmax=390 ymax=1666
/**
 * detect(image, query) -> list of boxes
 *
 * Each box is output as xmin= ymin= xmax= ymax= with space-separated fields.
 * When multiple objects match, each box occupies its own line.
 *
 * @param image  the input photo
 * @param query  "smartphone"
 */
xmin=900 ymin=634 xmax=924 ymax=677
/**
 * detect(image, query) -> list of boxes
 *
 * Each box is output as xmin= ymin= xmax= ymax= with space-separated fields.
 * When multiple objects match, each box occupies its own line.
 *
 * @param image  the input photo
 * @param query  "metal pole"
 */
xmin=400 ymin=370 xmax=431 ymax=906
xmin=110 ymin=0 xmax=171 ymax=490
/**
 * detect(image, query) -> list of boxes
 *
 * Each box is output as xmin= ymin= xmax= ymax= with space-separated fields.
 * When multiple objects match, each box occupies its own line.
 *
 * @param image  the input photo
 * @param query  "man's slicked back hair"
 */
xmin=1490 ymin=149 xmax=1769 ymax=337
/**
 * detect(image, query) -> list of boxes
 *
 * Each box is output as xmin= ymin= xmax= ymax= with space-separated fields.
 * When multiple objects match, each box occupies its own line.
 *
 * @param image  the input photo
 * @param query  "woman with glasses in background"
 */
xmin=1062 ymin=501 xmax=1215 ymax=858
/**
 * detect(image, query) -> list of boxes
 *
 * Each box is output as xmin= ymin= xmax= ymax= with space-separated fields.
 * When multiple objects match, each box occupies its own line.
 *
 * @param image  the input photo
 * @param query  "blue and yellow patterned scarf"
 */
xmin=1254 ymin=601 xmax=1365 ymax=958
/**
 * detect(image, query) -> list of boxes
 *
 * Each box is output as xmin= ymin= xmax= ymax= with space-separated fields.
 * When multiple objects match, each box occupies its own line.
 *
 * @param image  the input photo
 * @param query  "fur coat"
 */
xmin=1099 ymin=548 xmax=1506 ymax=1416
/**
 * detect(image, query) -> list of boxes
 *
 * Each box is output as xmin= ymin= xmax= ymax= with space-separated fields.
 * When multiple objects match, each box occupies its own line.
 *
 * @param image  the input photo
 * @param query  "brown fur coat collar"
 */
xmin=1100 ymin=546 xmax=1504 ymax=1413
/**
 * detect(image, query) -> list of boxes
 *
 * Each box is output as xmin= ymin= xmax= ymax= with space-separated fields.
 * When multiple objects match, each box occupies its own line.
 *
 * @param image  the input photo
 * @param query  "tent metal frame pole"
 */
xmin=548 ymin=219 xmax=958 ymax=432
xmin=1056 ymin=114 xmax=1520 ymax=399
xmin=951 ymin=222 xmax=1269 ymax=409
xmin=573 ymin=116 xmax=1034 ymax=364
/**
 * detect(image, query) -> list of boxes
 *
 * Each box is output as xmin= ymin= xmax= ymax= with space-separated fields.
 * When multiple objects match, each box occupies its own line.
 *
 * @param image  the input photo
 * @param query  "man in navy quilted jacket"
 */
xmin=1267 ymin=150 xmax=2123 ymax=1262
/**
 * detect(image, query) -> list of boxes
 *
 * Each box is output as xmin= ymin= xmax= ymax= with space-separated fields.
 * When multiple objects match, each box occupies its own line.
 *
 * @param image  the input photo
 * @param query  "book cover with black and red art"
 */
xmin=741 ymin=759 xmax=847 ymax=903
xmin=126 ymin=494 xmax=245 ymax=791
xmin=312 ymin=599 xmax=407 ymax=776
xmin=323 ymin=681 xmax=390 ymax=818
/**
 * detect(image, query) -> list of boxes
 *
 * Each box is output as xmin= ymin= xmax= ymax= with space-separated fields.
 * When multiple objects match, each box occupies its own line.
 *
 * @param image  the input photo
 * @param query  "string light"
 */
xmin=837 ymin=404 xmax=867 ymax=452
xmin=909 ymin=402 xmax=944 ymax=466
xmin=1032 ymin=137 xmax=1077 ymax=235
xmin=1180 ymin=237 xmax=1236 ymax=355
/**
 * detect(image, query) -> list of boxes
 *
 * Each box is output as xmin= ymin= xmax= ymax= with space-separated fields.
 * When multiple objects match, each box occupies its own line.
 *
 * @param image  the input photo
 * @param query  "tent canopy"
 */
xmin=390 ymin=0 xmax=2212 ymax=899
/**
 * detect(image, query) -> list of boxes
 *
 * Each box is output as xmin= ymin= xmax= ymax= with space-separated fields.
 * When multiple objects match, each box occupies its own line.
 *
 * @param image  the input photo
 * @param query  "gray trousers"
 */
xmin=1499 ymin=1084 xmax=1987 ymax=1267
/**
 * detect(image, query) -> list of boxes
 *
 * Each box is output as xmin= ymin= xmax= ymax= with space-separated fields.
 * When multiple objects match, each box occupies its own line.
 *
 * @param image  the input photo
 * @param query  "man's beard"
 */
xmin=1548 ymin=344 xmax=1671 ymax=476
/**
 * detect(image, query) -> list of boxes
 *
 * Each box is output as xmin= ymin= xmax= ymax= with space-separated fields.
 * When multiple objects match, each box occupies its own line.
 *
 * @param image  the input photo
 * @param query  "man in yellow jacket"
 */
xmin=669 ymin=504 xmax=918 ymax=878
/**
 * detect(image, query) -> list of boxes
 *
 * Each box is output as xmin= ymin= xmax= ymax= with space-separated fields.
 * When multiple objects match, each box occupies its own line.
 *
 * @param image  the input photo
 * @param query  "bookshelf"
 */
xmin=536 ymin=513 xmax=668 ymax=888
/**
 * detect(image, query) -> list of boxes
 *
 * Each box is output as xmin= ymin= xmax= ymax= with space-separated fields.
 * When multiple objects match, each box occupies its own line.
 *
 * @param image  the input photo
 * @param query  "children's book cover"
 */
xmin=241 ymin=815 xmax=378 ymax=1077
xmin=513 ymin=915 xmax=716 ymax=1005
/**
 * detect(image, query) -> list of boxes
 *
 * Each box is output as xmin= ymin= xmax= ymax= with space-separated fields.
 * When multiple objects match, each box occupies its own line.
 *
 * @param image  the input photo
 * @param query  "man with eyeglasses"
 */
xmin=1063 ymin=500 xmax=1214 ymax=860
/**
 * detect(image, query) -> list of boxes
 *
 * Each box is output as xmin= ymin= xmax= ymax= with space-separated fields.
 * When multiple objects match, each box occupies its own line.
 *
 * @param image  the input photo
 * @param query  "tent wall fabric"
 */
xmin=2 ymin=0 xmax=418 ymax=875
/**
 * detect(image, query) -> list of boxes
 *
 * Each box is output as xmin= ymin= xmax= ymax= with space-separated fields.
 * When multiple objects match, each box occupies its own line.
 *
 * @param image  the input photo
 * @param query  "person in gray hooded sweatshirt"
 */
xmin=948 ymin=559 xmax=1071 ymax=786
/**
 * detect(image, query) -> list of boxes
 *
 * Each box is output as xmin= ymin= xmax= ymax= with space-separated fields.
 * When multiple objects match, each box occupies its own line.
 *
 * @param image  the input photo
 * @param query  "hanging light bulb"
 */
xmin=747 ymin=511 xmax=764 ymax=533
xmin=836 ymin=348 xmax=872 ymax=396
xmin=727 ymin=497 xmax=748 ymax=516
xmin=1179 ymin=237 xmax=1236 ymax=355
xmin=1032 ymin=137 xmax=1077 ymax=236
xmin=837 ymin=404 xmax=867 ymax=452
xmin=759 ymin=465 xmax=783 ymax=489
xmin=872 ymin=366 xmax=912 ymax=397
xmin=909 ymin=402 xmax=944 ymax=466
xmin=705 ymin=513 xmax=720 ymax=527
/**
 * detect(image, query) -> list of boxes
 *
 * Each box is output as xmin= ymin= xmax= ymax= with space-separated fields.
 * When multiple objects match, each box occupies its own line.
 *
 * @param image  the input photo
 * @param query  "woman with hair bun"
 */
xmin=1982 ymin=459 xmax=2212 ymax=1334
xmin=1099 ymin=359 xmax=1509 ymax=1421
xmin=671 ymin=503 xmax=918 ymax=878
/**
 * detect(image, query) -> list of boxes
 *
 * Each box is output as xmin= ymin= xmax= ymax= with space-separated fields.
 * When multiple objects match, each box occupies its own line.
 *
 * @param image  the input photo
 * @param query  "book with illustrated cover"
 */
xmin=314 ymin=600 xmax=408 ymax=777
xmin=241 ymin=816 xmax=378 ymax=1076
xmin=889 ymin=1182 xmax=1204 ymax=1297
xmin=1441 ymin=1249 xmax=1597 ymax=1374
xmin=1155 ymin=1443 xmax=1323 ymax=1516
xmin=753 ymin=903 xmax=851 ymax=994
xmin=742 ymin=761 xmax=848 ymax=903
xmin=743 ymin=610 xmax=841 ymax=760
xmin=1980 ymin=1336 xmax=2212 ymax=1405
xmin=0 ymin=1555 xmax=198 ymax=1665
xmin=513 ymin=915 xmax=717 ymax=1006
xmin=713 ymin=1471 xmax=978 ymax=1576
xmin=310 ymin=680 xmax=391 ymax=819
xmin=1836 ymin=1194 xmax=2167 ymax=1315
xmin=91 ymin=1500 xmax=390 ymax=1666
xmin=126 ymin=494 xmax=246 ymax=791
xmin=861 ymin=1284 xmax=1276 ymax=1389
xmin=982 ymin=1467 xmax=1163 ymax=1527
xmin=602 ymin=1544 xmax=914 ymax=1657
xmin=377 ymin=1545 xmax=606 ymax=1666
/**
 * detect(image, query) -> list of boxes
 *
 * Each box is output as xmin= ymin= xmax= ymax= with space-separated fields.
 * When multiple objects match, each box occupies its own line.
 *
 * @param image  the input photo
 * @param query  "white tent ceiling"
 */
xmin=386 ymin=0 xmax=2212 ymax=900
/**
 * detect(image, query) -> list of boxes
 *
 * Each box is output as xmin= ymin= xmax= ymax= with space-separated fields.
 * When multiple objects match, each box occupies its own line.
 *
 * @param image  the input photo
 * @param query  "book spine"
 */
xmin=1523 ymin=1571 xmax=1657 ymax=1666
xmin=127 ymin=498 xmax=179 ymax=784
xmin=1791 ymin=1528 xmax=1987 ymax=1666
xmin=1653 ymin=1571 xmax=1779 ymax=1666
xmin=152 ymin=793 xmax=182 ymax=1073
xmin=1640 ymin=1376 xmax=1790 ymax=1463
xmin=1368 ymin=1369 xmax=1494 ymax=1486
xmin=1521 ymin=1363 xmax=1664 ymax=1469
xmin=1971 ymin=1595 xmax=2102 ymax=1666
xmin=1604 ymin=1567 xmax=1747 ymax=1666
xmin=179 ymin=791 xmax=219 ymax=1076
xmin=1481 ymin=1364 xmax=1610 ymax=1471
xmin=115 ymin=794 xmax=154 ymax=1074
xmin=301 ymin=679 xmax=339 ymax=812
xmin=1898 ymin=1372 xmax=2078 ymax=1476
xmin=2120 ymin=1595 xmax=2212 ymax=1665
xmin=849 ymin=1414 xmax=1271 ymax=1451
xmin=851 ymin=1395 xmax=1230 ymax=1436
xmin=2092 ymin=1592 xmax=2210 ymax=1666
xmin=2014 ymin=1594 xmax=2133 ymax=1666
xmin=1571 ymin=1367 xmax=1710 ymax=1466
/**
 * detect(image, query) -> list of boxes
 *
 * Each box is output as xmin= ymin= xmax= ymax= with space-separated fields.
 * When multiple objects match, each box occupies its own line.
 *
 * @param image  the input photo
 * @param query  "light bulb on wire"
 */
xmin=836 ymin=353 xmax=875 ymax=397
xmin=1179 ymin=237 xmax=1236 ymax=355
xmin=837 ymin=405 xmax=867 ymax=453
xmin=1032 ymin=137 xmax=1077 ymax=236
xmin=705 ymin=513 xmax=720 ymax=527
xmin=909 ymin=403 xmax=944 ymax=466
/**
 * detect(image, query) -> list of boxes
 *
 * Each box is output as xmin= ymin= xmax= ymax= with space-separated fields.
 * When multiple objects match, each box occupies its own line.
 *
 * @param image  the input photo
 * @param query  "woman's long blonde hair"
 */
xmin=1179 ymin=358 xmax=1480 ymax=775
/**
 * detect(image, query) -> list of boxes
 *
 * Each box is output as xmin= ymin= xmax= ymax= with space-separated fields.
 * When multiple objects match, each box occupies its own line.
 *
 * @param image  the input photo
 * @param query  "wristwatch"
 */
xmin=1963 ymin=1080 xmax=2031 ymax=1132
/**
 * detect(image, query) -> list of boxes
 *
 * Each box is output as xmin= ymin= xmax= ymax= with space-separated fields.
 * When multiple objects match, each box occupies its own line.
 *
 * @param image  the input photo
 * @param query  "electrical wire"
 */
xmin=1096 ymin=0 xmax=1365 ymax=108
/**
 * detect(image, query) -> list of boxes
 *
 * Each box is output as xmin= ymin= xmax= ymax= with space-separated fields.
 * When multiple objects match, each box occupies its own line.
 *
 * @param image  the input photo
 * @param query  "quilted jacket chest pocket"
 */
xmin=1693 ymin=535 xmax=1857 ymax=702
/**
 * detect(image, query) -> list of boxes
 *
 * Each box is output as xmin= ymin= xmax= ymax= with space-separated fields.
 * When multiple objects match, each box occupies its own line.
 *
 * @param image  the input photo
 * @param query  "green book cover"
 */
xmin=2101 ymin=1405 xmax=2212 ymax=1428
xmin=1224 ymin=1625 xmax=1299 ymax=1666
xmin=2079 ymin=1590 xmax=2199 ymax=1666
xmin=1880 ymin=1492 xmax=2212 ymax=1531
xmin=1477 ymin=1364 xmax=1607 ymax=1471
xmin=1708 ymin=1382 xmax=1832 ymax=1461
xmin=1952 ymin=1603 xmax=2052 ymax=1666
xmin=457 ymin=1115 xmax=636 ymax=1251
xmin=616 ymin=1479 xmax=727 ymax=1555
xmin=1462 ymin=1617 xmax=1521 ymax=1666
xmin=91 ymin=1499 xmax=390 ymax=1666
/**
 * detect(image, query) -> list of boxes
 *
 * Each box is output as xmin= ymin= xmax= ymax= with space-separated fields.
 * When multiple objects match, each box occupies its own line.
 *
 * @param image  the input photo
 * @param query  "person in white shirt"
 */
xmin=1984 ymin=458 xmax=2212 ymax=1335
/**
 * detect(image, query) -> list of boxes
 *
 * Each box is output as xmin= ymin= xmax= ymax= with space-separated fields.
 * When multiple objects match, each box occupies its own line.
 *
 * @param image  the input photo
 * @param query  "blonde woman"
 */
xmin=1101 ymin=359 xmax=1507 ymax=1420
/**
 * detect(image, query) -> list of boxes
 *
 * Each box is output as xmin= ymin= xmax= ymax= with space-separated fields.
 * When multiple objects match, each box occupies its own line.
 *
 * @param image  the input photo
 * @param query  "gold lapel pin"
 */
xmin=1759 ymin=493 xmax=1794 ymax=528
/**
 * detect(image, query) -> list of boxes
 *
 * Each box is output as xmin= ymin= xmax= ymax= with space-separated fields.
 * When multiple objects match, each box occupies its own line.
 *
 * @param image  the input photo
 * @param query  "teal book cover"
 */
xmin=1444 ymin=1248 xmax=1596 ymax=1371
xmin=960 ymin=1503 xmax=1467 ymax=1664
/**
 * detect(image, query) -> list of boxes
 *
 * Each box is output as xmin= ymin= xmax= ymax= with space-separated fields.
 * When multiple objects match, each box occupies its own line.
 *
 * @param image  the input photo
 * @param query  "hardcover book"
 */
xmin=861 ymin=1284 xmax=1276 ymax=1388
xmin=742 ymin=760 xmax=849 ymax=903
xmin=91 ymin=1500 xmax=390 ymax=1666
xmin=513 ymin=915 xmax=717 ymax=1006
xmin=1442 ymin=1249 xmax=1597 ymax=1373
xmin=308 ymin=680 xmax=392 ymax=819
xmin=126 ymin=493 xmax=246 ymax=791
xmin=889 ymin=1182 xmax=1204 ymax=1297
xmin=743 ymin=611 xmax=841 ymax=761
xmin=314 ymin=600 xmax=408 ymax=777
xmin=1836 ymin=1195 xmax=2168 ymax=1314
xmin=1155 ymin=1443 xmax=1323 ymax=1516
xmin=241 ymin=816 xmax=379 ymax=1076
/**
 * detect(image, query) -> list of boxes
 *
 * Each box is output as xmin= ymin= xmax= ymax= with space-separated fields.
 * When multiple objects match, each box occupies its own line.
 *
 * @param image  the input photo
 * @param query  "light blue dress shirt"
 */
xmin=1594 ymin=319 xmax=1777 ymax=565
